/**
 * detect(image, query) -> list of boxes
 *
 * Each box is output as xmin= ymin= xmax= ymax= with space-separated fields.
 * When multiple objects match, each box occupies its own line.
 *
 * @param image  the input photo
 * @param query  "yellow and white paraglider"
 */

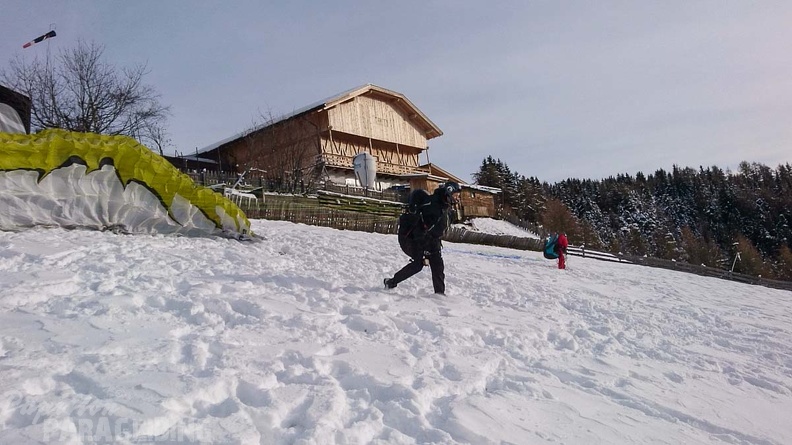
xmin=0 ymin=129 xmax=252 ymax=238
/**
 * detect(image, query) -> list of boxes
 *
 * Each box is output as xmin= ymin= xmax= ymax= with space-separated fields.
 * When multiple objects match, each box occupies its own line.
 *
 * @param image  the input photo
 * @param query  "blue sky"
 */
xmin=3 ymin=1 xmax=792 ymax=183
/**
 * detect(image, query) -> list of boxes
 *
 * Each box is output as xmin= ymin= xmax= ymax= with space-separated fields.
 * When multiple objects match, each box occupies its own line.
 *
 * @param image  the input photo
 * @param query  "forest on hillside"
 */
xmin=473 ymin=156 xmax=792 ymax=280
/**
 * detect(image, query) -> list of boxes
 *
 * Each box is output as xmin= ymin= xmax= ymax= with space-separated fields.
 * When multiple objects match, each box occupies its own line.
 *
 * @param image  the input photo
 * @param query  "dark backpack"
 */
xmin=543 ymin=234 xmax=559 ymax=259
xmin=397 ymin=189 xmax=431 ymax=256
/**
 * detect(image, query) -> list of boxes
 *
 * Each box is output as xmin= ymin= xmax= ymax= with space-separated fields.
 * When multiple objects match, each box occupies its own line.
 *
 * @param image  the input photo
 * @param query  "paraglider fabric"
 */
xmin=0 ymin=129 xmax=252 ymax=238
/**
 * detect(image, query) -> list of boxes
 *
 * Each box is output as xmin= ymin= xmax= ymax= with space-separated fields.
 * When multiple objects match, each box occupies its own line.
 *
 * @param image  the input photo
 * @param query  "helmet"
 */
xmin=443 ymin=181 xmax=460 ymax=195
xmin=439 ymin=181 xmax=460 ymax=204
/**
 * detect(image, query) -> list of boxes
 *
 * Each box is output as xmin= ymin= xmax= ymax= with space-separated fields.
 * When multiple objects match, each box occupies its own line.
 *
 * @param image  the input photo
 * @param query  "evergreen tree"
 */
xmin=578 ymin=219 xmax=606 ymax=250
xmin=472 ymin=156 xmax=502 ymax=188
xmin=624 ymin=227 xmax=649 ymax=256
xmin=651 ymin=229 xmax=678 ymax=260
xmin=476 ymin=155 xmax=791 ymax=280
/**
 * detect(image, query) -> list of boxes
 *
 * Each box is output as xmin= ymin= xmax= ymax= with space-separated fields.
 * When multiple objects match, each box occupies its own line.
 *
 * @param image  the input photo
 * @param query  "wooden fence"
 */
xmin=443 ymin=227 xmax=544 ymax=251
xmin=244 ymin=199 xmax=399 ymax=235
xmin=567 ymin=246 xmax=631 ymax=263
xmin=564 ymin=246 xmax=792 ymax=292
xmin=316 ymin=190 xmax=404 ymax=217
xmin=322 ymin=183 xmax=408 ymax=203
xmin=618 ymin=254 xmax=792 ymax=291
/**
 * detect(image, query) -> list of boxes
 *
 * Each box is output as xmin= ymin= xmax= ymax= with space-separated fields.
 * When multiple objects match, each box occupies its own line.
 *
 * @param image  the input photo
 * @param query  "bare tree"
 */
xmin=133 ymin=118 xmax=171 ymax=156
xmin=1 ymin=40 xmax=170 ymax=151
xmin=231 ymin=110 xmax=322 ymax=193
xmin=540 ymin=198 xmax=581 ymax=241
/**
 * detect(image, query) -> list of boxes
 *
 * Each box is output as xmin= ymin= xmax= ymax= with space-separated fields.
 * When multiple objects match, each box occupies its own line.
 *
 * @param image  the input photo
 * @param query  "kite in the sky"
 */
xmin=22 ymin=30 xmax=56 ymax=49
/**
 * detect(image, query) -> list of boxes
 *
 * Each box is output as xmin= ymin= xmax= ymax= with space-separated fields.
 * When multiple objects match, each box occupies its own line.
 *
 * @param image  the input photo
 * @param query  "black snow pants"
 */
xmin=391 ymin=239 xmax=445 ymax=294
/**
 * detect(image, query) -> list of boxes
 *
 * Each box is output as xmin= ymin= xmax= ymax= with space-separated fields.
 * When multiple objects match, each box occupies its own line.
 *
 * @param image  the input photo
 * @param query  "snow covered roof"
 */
xmin=399 ymin=172 xmax=450 ymax=182
xmin=168 ymin=154 xmax=218 ymax=164
xmin=464 ymin=184 xmax=502 ymax=194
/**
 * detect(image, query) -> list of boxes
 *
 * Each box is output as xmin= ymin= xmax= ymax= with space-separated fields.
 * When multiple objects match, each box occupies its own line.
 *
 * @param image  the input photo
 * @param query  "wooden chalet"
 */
xmin=186 ymin=83 xmax=501 ymax=218
xmin=196 ymin=84 xmax=441 ymax=190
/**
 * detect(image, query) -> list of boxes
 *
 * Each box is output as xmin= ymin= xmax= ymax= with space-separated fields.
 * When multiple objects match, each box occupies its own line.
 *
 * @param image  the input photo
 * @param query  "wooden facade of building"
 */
xmin=190 ymin=84 xmax=501 ymax=218
xmin=197 ymin=84 xmax=441 ymax=190
xmin=459 ymin=184 xmax=501 ymax=219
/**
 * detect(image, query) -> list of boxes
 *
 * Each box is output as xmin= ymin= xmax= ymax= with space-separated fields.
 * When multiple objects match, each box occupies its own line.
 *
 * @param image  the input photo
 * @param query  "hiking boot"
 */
xmin=384 ymin=278 xmax=397 ymax=289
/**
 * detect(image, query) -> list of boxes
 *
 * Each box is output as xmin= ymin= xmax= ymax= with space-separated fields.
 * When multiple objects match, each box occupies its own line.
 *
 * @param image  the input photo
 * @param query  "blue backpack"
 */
xmin=543 ymin=234 xmax=559 ymax=259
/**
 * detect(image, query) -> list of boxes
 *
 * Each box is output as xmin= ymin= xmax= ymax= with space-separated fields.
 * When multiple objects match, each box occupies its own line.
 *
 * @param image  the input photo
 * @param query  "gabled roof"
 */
xmin=199 ymin=84 xmax=442 ymax=153
xmin=419 ymin=163 xmax=466 ymax=185
xmin=417 ymin=163 xmax=501 ymax=194
xmin=324 ymin=84 xmax=442 ymax=139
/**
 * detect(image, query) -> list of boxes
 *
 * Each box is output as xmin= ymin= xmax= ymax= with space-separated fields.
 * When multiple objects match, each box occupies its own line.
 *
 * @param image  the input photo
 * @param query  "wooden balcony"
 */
xmin=319 ymin=153 xmax=423 ymax=176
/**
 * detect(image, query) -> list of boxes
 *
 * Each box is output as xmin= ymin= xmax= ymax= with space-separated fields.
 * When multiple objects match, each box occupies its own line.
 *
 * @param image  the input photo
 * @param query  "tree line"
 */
xmin=474 ymin=156 xmax=792 ymax=280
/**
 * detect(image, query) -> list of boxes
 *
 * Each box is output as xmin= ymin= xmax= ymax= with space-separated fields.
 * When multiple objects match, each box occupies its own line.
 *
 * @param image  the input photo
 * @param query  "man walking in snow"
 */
xmin=384 ymin=181 xmax=461 ymax=295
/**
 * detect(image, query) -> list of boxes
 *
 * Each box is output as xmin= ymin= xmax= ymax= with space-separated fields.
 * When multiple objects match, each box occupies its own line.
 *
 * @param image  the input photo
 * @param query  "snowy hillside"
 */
xmin=0 ymin=220 xmax=790 ymax=444
xmin=457 ymin=217 xmax=540 ymax=239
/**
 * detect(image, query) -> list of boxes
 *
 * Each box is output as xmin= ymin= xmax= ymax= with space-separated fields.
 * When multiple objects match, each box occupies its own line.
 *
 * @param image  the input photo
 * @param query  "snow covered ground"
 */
xmin=1 ymin=219 xmax=790 ymax=444
xmin=457 ymin=218 xmax=540 ymax=239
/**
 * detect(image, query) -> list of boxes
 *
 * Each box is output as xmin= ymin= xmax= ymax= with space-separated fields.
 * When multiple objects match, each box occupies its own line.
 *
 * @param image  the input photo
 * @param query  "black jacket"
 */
xmin=422 ymin=190 xmax=451 ymax=239
xmin=397 ymin=188 xmax=452 ymax=256
xmin=416 ymin=189 xmax=451 ymax=253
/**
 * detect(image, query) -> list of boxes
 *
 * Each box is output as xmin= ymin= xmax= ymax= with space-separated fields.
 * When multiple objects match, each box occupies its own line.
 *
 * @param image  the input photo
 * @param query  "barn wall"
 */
xmin=327 ymin=95 xmax=427 ymax=148
xmin=460 ymin=189 xmax=498 ymax=218
xmin=209 ymin=115 xmax=322 ymax=177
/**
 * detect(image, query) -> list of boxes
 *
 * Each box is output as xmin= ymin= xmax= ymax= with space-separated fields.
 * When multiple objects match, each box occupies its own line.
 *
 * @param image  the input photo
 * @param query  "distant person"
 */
xmin=557 ymin=232 xmax=569 ymax=269
xmin=543 ymin=232 xmax=569 ymax=269
xmin=384 ymin=181 xmax=461 ymax=295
